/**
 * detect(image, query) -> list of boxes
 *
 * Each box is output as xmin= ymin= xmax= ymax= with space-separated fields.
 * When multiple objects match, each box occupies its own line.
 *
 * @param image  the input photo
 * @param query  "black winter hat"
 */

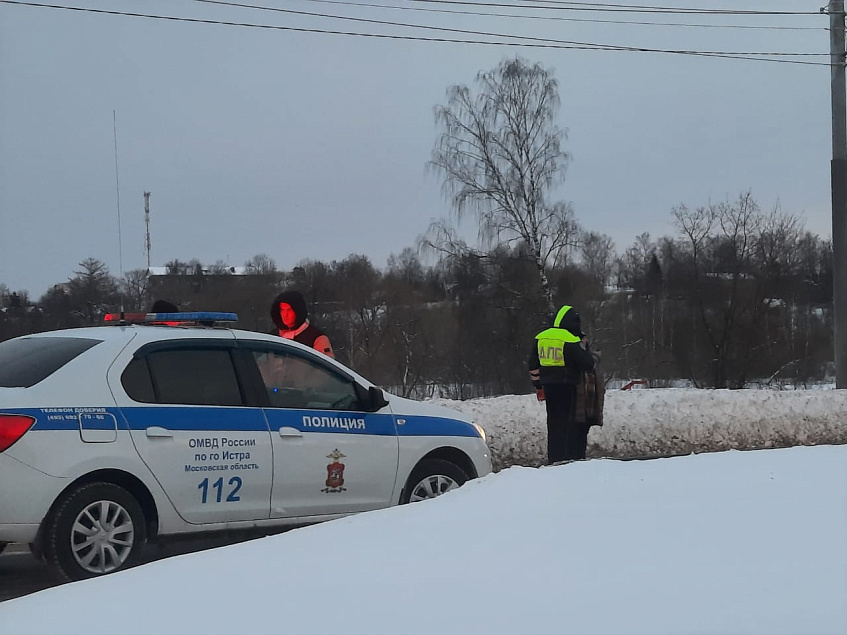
xmin=561 ymin=310 xmax=583 ymax=337
xmin=270 ymin=290 xmax=308 ymax=330
xmin=151 ymin=299 xmax=179 ymax=313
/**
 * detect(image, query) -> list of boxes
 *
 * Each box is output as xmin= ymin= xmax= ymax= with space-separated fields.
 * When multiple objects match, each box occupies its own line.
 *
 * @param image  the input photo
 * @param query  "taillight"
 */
xmin=0 ymin=414 xmax=36 ymax=453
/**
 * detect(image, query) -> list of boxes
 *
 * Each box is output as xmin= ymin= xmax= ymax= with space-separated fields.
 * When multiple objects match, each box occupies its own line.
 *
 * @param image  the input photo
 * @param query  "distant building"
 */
xmin=146 ymin=266 xmax=249 ymax=276
xmin=145 ymin=266 xmax=283 ymax=333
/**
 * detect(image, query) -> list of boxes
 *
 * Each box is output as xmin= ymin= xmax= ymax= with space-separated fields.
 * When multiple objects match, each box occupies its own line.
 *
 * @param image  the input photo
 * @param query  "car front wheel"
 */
xmin=402 ymin=459 xmax=469 ymax=504
xmin=44 ymin=482 xmax=147 ymax=581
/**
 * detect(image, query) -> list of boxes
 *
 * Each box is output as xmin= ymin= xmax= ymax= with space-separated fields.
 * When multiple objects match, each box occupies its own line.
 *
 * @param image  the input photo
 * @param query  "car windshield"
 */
xmin=0 ymin=336 xmax=102 ymax=388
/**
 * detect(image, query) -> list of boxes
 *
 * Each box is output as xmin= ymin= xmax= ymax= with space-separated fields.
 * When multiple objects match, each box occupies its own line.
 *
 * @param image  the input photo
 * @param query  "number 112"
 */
xmin=198 ymin=476 xmax=243 ymax=503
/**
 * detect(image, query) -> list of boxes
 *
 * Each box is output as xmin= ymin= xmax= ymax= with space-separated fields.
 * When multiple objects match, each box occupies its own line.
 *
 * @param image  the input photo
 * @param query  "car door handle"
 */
xmin=145 ymin=426 xmax=173 ymax=438
xmin=278 ymin=427 xmax=303 ymax=438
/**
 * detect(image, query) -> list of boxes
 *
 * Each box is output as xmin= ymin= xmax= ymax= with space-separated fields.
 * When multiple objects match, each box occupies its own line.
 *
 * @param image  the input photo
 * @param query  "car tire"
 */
xmin=44 ymin=482 xmax=147 ymax=581
xmin=0 ymin=542 xmax=7 ymax=555
xmin=402 ymin=459 xmax=469 ymax=504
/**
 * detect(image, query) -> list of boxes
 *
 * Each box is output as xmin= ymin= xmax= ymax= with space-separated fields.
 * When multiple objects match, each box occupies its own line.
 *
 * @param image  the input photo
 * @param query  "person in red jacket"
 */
xmin=269 ymin=290 xmax=334 ymax=358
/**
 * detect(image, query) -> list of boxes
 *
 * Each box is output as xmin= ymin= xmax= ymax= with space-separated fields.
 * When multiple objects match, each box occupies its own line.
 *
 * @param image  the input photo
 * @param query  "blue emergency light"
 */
xmin=148 ymin=312 xmax=238 ymax=323
xmin=104 ymin=312 xmax=238 ymax=326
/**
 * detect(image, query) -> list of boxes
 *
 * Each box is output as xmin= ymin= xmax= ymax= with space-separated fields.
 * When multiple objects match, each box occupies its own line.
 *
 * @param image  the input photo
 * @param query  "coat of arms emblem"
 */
xmin=322 ymin=449 xmax=347 ymax=493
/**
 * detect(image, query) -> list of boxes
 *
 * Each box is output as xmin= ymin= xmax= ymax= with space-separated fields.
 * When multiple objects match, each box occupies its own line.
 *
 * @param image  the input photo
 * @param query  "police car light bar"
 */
xmin=103 ymin=312 xmax=238 ymax=325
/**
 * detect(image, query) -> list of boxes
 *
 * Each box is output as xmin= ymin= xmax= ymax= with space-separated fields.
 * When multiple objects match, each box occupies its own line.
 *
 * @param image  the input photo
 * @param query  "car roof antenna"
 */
xmin=113 ymin=109 xmax=126 ymax=323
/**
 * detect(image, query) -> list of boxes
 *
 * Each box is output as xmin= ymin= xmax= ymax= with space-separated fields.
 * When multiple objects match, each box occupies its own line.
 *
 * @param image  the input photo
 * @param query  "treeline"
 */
xmin=0 ymin=193 xmax=834 ymax=396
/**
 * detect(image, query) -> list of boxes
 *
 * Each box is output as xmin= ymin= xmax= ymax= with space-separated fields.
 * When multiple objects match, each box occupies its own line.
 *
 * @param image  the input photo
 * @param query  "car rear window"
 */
xmin=0 ymin=336 xmax=102 ymax=388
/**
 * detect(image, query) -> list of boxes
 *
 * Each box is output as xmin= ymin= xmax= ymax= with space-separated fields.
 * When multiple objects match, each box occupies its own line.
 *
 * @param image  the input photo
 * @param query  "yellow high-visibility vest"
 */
xmin=535 ymin=305 xmax=581 ymax=367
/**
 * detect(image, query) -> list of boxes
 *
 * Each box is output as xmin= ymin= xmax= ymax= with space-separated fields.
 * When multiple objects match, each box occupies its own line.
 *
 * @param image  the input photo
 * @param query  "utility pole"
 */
xmin=830 ymin=1 xmax=847 ymax=388
xmin=144 ymin=191 xmax=152 ymax=269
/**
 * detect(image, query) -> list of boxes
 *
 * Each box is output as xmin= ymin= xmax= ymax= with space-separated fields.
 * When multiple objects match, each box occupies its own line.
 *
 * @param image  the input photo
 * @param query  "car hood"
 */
xmin=383 ymin=392 xmax=474 ymax=425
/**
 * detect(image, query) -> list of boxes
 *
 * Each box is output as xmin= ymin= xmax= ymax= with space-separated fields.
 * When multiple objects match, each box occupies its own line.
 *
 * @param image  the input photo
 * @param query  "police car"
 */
xmin=0 ymin=312 xmax=491 ymax=580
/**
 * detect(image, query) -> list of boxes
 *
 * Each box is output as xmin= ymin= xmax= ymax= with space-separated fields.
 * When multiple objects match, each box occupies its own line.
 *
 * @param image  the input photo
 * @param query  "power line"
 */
xmin=404 ymin=0 xmax=827 ymax=17
xmin=0 ymin=1 xmax=830 ymax=65
xmin=517 ymin=0 xmax=819 ymax=13
xmin=188 ymin=0 xmax=829 ymax=56
xmin=302 ymin=0 xmax=826 ymax=31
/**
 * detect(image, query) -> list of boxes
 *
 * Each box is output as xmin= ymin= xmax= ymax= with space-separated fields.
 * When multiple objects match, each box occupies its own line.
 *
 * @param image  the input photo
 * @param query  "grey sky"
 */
xmin=0 ymin=0 xmax=833 ymax=298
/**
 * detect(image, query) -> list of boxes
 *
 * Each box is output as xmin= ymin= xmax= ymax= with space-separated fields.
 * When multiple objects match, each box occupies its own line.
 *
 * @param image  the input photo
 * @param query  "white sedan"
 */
xmin=0 ymin=312 xmax=491 ymax=580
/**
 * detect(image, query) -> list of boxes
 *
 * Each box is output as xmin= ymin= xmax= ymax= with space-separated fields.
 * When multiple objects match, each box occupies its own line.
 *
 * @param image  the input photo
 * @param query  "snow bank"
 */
xmin=5 ymin=445 xmax=846 ymax=634
xmin=433 ymin=388 xmax=847 ymax=469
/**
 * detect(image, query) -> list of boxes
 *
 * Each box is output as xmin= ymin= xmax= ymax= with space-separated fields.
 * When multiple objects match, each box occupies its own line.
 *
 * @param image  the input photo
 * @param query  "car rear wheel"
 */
xmin=44 ymin=482 xmax=147 ymax=581
xmin=402 ymin=459 xmax=469 ymax=504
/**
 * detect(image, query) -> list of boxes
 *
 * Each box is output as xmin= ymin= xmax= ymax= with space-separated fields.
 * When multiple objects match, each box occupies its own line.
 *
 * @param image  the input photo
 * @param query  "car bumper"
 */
xmin=0 ymin=454 xmax=67 ymax=543
xmin=472 ymin=440 xmax=493 ymax=477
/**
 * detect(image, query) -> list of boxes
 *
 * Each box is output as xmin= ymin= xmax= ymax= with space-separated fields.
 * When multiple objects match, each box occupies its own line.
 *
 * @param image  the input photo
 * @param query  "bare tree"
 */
xmin=580 ymin=231 xmax=615 ymax=287
xmin=165 ymin=259 xmax=191 ymax=275
xmin=332 ymin=255 xmax=386 ymax=375
xmin=671 ymin=192 xmax=773 ymax=387
xmin=386 ymin=248 xmax=425 ymax=289
xmin=429 ymin=57 xmax=578 ymax=314
xmin=244 ymin=253 xmax=277 ymax=276
xmin=208 ymin=260 xmax=233 ymax=275
xmin=187 ymin=258 xmax=204 ymax=276
xmin=121 ymin=269 xmax=149 ymax=310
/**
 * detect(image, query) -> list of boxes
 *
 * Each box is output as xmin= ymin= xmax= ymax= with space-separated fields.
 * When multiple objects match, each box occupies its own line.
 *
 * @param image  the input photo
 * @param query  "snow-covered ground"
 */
xmin=2 ymin=388 xmax=846 ymax=634
xmin=2 ymin=443 xmax=846 ymax=634
xmin=435 ymin=387 xmax=847 ymax=469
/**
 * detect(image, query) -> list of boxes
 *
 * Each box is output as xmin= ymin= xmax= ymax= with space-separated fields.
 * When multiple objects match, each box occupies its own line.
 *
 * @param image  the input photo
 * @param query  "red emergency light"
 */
xmin=104 ymin=313 xmax=148 ymax=323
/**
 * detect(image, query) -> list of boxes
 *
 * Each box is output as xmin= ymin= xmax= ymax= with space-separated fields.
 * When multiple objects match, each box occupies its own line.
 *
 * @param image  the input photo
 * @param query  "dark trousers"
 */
xmin=543 ymin=383 xmax=589 ymax=463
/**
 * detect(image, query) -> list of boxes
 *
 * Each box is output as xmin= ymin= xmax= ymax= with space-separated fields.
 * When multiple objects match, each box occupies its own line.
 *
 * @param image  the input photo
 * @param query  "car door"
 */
xmin=113 ymin=341 xmax=273 ymax=524
xmin=239 ymin=341 xmax=399 ymax=518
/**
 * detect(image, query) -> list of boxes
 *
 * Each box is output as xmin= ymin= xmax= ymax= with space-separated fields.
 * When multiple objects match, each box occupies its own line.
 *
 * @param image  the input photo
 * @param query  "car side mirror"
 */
xmin=355 ymin=383 xmax=388 ymax=412
xmin=368 ymin=386 xmax=389 ymax=411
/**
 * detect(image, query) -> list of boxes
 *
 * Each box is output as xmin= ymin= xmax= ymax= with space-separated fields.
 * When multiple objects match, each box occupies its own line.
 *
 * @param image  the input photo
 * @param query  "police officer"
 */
xmin=269 ymin=290 xmax=334 ymax=358
xmin=528 ymin=305 xmax=595 ymax=464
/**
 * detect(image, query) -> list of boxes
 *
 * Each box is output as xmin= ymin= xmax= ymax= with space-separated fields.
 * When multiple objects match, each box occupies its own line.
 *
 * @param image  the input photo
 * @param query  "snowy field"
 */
xmin=434 ymin=387 xmax=847 ymax=469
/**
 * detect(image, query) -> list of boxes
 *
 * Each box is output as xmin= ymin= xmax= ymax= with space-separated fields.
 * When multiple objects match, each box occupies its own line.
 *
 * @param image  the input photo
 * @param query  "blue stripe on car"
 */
xmin=396 ymin=416 xmax=478 ymax=438
xmin=12 ymin=407 xmax=479 ymax=438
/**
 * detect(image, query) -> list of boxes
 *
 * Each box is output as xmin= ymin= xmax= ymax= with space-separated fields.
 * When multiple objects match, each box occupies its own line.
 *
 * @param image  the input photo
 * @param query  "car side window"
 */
xmin=251 ymin=348 xmax=361 ymax=411
xmin=145 ymin=348 xmax=244 ymax=406
xmin=121 ymin=357 xmax=156 ymax=403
